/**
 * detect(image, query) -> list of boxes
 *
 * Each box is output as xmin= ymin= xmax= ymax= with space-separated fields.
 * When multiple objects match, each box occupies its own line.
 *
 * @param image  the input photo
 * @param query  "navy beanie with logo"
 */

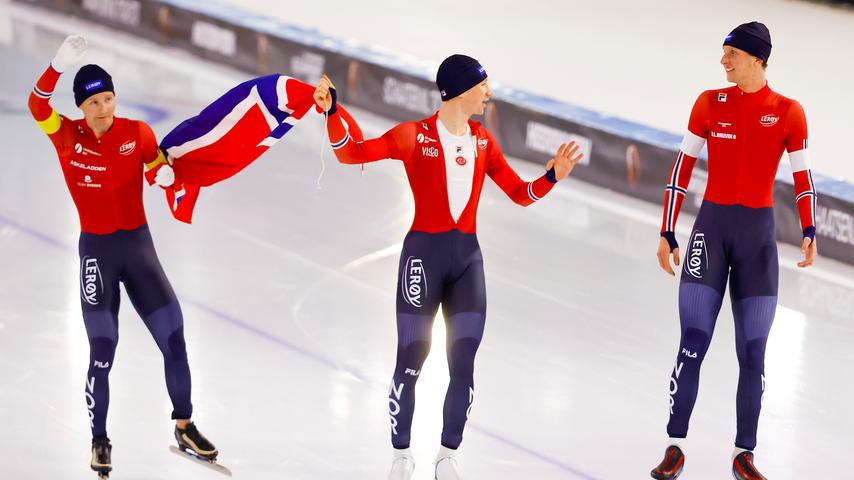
xmin=723 ymin=21 xmax=772 ymax=63
xmin=73 ymin=64 xmax=114 ymax=106
xmin=436 ymin=54 xmax=487 ymax=101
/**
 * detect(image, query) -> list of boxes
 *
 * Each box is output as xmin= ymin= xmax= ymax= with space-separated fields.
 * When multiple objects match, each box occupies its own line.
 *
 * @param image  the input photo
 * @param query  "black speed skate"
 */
xmin=732 ymin=451 xmax=767 ymax=480
xmin=171 ymin=422 xmax=232 ymax=476
xmin=90 ymin=437 xmax=112 ymax=479
xmin=174 ymin=422 xmax=218 ymax=460
xmin=650 ymin=445 xmax=685 ymax=479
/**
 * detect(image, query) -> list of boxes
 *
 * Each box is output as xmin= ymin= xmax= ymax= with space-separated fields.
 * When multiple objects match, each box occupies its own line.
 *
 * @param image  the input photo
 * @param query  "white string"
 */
xmin=316 ymin=112 xmax=328 ymax=190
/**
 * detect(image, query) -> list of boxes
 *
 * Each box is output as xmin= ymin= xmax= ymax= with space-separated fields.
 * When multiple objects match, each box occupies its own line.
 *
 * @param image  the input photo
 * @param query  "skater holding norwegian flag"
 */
xmin=651 ymin=22 xmax=817 ymax=480
xmin=314 ymin=55 xmax=584 ymax=480
xmin=28 ymin=35 xmax=219 ymax=478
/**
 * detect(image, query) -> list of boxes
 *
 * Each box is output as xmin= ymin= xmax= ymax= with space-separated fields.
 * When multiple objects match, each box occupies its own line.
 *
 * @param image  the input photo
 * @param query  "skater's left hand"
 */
xmin=546 ymin=141 xmax=584 ymax=181
xmin=154 ymin=164 xmax=175 ymax=188
xmin=314 ymin=74 xmax=336 ymax=112
xmin=798 ymin=236 xmax=817 ymax=268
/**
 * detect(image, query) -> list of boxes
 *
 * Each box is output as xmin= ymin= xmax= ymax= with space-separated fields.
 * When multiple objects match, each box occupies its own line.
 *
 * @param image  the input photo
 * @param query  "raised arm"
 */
xmin=657 ymin=92 xmax=709 ymax=275
xmin=29 ymin=35 xmax=87 ymax=139
xmin=485 ymin=128 xmax=583 ymax=206
xmin=314 ymin=75 xmax=412 ymax=165
xmin=785 ymin=100 xmax=817 ymax=267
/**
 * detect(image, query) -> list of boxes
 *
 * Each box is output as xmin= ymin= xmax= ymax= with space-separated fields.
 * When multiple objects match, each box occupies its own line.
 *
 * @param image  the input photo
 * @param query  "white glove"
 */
xmin=51 ymin=35 xmax=88 ymax=73
xmin=154 ymin=164 xmax=175 ymax=188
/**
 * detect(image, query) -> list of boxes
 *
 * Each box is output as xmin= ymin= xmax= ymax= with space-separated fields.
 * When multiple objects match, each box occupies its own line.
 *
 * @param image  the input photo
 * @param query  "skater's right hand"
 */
xmin=657 ymin=235 xmax=680 ymax=276
xmin=314 ymin=74 xmax=336 ymax=113
xmin=52 ymin=34 xmax=87 ymax=73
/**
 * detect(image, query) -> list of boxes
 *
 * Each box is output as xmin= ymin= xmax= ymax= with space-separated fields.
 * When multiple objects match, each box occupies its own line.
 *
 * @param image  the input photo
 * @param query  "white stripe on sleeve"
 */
xmin=679 ymin=130 xmax=706 ymax=158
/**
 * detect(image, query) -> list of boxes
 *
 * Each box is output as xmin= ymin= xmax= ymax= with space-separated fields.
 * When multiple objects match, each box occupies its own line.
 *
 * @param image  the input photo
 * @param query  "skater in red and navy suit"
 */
xmin=28 ymin=35 xmax=219 ymax=476
xmin=314 ymin=55 xmax=584 ymax=480
xmin=650 ymin=22 xmax=817 ymax=480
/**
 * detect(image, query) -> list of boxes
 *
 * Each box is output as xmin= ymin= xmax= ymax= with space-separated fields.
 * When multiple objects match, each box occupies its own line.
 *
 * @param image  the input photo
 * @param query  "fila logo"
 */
xmin=81 ymin=256 xmax=103 ymax=305
xmin=118 ymin=140 xmax=137 ymax=155
xmin=421 ymin=146 xmax=439 ymax=158
xmin=477 ymin=138 xmax=488 ymax=150
xmin=93 ymin=360 xmax=110 ymax=369
xmin=404 ymin=368 xmax=420 ymax=376
xmin=456 ymin=146 xmax=463 ymax=154
xmin=681 ymin=348 xmax=698 ymax=359
xmin=718 ymin=93 xmax=727 ymax=102
xmin=402 ymin=256 xmax=426 ymax=308
xmin=685 ymin=231 xmax=708 ymax=279
xmin=711 ymin=131 xmax=736 ymax=140
xmin=759 ymin=114 xmax=779 ymax=127
xmin=416 ymin=133 xmax=437 ymax=144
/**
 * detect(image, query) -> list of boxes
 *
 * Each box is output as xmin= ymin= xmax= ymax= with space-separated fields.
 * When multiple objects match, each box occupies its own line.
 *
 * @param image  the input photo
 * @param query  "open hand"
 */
xmin=545 ymin=141 xmax=584 ymax=181
xmin=52 ymin=34 xmax=87 ymax=73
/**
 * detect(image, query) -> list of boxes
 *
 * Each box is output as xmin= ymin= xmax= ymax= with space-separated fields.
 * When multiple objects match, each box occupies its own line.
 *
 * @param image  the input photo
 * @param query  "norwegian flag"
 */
xmin=158 ymin=74 xmax=316 ymax=223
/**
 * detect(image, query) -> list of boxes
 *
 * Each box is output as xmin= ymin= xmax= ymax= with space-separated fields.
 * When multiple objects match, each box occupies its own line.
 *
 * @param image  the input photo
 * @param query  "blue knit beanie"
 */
xmin=436 ymin=54 xmax=487 ymax=101
xmin=723 ymin=22 xmax=772 ymax=63
xmin=74 ymin=64 xmax=114 ymax=106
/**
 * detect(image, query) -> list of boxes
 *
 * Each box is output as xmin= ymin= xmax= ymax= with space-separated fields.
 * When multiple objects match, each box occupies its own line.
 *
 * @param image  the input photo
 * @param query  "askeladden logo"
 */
xmin=401 ymin=256 xmax=426 ymax=308
xmin=80 ymin=256 xmax=103 ymax=306
xmin=685 ymin=231 xmax=708 ymax=279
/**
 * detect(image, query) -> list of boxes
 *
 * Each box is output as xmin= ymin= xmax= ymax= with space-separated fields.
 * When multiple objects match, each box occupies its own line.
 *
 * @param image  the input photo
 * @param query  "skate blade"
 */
xmin=169 ymin=445 xmax=233 ymax=476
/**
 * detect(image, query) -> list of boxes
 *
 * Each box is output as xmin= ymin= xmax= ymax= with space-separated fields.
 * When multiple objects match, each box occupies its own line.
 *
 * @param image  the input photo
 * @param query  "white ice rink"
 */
xmin=1 ymin=2 xmax=853 ymax=479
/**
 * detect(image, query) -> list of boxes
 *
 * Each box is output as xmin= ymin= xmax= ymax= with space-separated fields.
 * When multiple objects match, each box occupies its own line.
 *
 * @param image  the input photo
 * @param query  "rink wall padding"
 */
xmin=16 ymin=0 xmax=854 ymax=264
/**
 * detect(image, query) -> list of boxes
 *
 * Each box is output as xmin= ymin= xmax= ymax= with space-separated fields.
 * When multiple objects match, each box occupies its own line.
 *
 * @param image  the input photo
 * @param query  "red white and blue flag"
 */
xmin=158 ymin=74 xmax=316 ymax=223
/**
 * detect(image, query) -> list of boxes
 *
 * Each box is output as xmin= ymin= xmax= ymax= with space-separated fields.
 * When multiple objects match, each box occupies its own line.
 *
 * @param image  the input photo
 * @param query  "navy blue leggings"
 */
xmin=667 ymin=201 xmax=778 ymax=450
xmin=388 ymin=230 xmax=486 ymax=450
xmin=79 ymin=225 xmax=192 ymax=439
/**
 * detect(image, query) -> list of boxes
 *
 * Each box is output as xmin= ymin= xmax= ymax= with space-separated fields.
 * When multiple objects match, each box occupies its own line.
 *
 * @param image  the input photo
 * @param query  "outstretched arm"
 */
xmin=29 ymin=35 xmax=87 ymax=139
xmin=314 ymin=74 xmax=411 ymax=165
xmin=486 ymin=129 xmax=583 ymax=206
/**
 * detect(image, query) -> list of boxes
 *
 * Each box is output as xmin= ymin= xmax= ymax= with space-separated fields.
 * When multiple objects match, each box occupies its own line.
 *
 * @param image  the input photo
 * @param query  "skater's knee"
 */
xmin=738 ymin=338 xmax=767 ymax=371
xmin=89 ymin=336 xmax=117 ymax=369
xmin=679 ymin=327 xmax=710 ymax=361
xmin=395 ymin=339 xmax=430 ymax=374
xmin=448 ymin=337 xmax=480 ymax=379
xmin=164 ymin=327 xmax=188 ymax=363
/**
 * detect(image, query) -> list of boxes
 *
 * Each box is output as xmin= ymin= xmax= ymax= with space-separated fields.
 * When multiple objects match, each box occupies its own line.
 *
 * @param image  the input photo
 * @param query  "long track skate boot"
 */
xmin=650 ymin=445 xmax=685 ymax=479
xmin=434 ymin=446 xmax=462 ymax=480
xmin=174 ymin=422 xmax=218 ymax=461
xmin=90 ymin=437 xmax=112 ymax=479
xmin=732 ymin=451 xmax=767 ymax=480
xmin=388 ymin=448 xmax=415 ymax=480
